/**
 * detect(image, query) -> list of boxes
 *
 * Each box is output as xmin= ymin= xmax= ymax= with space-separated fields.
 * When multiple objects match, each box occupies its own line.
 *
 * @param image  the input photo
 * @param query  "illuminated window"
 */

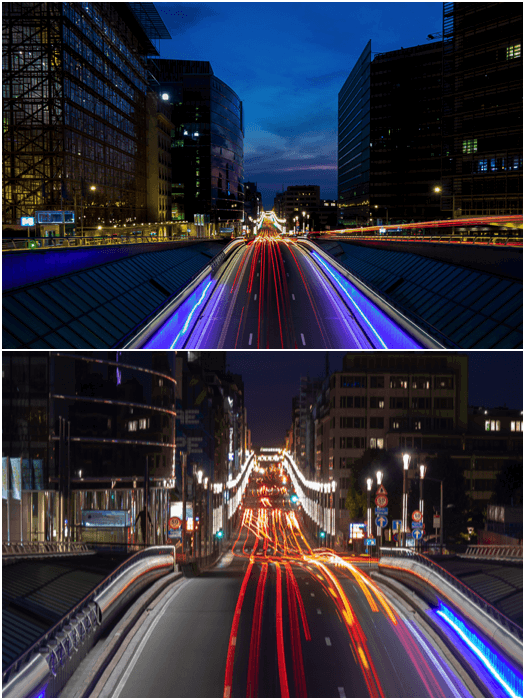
xmin=506 ymin=44 xmax=521 ymax=59
xmin=377 ymin=438 xmax=384 ymax=449
xmin=463 ymin=139 xmax=478 ymax=154
xmin=485 ymin=420 xmax=501 ymax=432
xmin=370 ymin=438 xmax=377 ymax=448
xmin=511 ymin=421 xmax=523 ymax=431
xmin=128 ymin=420 xmax=138 ymax=432
xmin=139 ymin=418 xmax=150 ymax=430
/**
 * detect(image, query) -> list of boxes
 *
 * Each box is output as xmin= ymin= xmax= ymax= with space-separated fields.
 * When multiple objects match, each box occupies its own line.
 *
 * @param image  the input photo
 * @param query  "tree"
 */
xmin=345 ymin=472 xmax=366 ymax=520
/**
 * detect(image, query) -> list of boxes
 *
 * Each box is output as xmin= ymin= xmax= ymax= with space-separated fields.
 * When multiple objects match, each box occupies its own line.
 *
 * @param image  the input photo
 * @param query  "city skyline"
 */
xmin=156 ymin=1 xmax=443 ymax=207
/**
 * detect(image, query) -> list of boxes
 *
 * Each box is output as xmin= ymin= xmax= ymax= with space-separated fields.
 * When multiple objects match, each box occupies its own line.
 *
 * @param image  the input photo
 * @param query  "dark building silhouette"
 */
xmin=441 ymin=2 xmax=522 ymax=217
xmin=338 ymin=41 xmax=443 ymax=226
xmin=243 ymin=182 xmax=262 ymax=226
xmin=152 ymin=60 xmax=244 ymax=232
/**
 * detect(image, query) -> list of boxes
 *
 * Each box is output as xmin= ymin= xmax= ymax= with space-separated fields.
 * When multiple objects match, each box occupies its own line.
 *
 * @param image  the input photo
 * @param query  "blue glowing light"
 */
xmin=143 ymin=274 xmax=215 ymax=349
xmin=435 ymin=603 xmax=523 ymax=698
xmin=310 ymin=250 xmax=424 ymax=349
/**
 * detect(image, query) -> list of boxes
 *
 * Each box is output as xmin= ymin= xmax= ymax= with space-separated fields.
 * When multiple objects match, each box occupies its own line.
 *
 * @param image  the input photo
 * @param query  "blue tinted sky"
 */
xmin=156 ymin=2 xmax=444 ymax=208
xmin=226 ymin=352 xmax=523 ymax=445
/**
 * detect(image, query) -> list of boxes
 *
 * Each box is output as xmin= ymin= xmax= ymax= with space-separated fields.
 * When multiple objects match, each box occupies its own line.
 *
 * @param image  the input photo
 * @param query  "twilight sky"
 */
xmin=226 ymin=352 xmax=524 ymax=445
xmin=156 ymin=2 xmax=443 ymax=208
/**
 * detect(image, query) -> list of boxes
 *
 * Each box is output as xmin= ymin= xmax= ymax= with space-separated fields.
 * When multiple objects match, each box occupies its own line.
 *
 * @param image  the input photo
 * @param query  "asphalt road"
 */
xmin=98 ymin=491 xmax=474 ymax=698
xmin=180 ymin=237 xmax=377 ymax=349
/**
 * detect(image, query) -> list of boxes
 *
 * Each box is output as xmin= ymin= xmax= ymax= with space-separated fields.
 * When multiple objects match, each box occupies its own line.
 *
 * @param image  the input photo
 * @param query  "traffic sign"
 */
xmin=412 ymin=521 xmax=424 ymax=529
xmin=412 ymin=510 xmax=423 ymax=522
xmin=392 ymin=520 xmax=402 ymax=531
xmin=169 ymin=516 xmax=182 ymax=530
xmin=365 ymin=538 xmax=376 ymax=546
xmin=375 ymin=495 xmax=388 ymax=507
xmin=375 ymin=506 xmax=388 ymax=515
xmin=376 ymin=484 xmax=388 ymax=495
xmin=433 ymin=515 xmax=441 ymax=528
xmin=413 ymin=529 xmax=424 ymax=540
xmin=375 ymin=515 xmax=388 ymax=528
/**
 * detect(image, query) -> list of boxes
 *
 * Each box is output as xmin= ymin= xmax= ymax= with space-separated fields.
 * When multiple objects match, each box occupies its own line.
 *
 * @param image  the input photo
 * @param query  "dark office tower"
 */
xmin=338 ymin=41 xmax=371 ymax=227
xmin=2 ymin=3 xmax=170 ymax=228
xmin=152 ymin=60 xmax=244 ymax=232
xmin=338 ymin=41 xmax=443 ymax=226
xmin=369 ymin=43 xmax=443 ymax=224
xmin=244 ymin=182 xmax=262 ymax=222
xmin=441 ymin=3 xmax=523 ymax=217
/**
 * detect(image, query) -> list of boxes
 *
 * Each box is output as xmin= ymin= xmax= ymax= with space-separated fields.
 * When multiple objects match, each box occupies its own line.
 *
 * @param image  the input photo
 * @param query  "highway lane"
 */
xmin=144 ymin=236 xmax=424 ymax=349
xmin=98 ymin=495 xmax=475 ymax=697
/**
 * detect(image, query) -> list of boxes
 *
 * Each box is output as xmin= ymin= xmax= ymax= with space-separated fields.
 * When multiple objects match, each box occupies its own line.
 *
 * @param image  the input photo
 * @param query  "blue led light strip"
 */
xmin=143 ymin=275 xmax=215 ymax=349
xmin=435 ymin=603 xmax=523 ymax=698
xmin=310 ymin=250 xmax=423 ymax=349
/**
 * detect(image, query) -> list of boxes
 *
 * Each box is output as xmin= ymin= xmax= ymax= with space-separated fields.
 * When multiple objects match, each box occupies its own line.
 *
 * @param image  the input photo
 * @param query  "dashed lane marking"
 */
xmin=301 ymin=333 xmax=306 ymax=346
xmin=338 ymin=688 xmax=346 ymax=697
xmin=248 ymin=333 xmax=253 ymax=346
xmin=317 ymin=608 xmax=322 ymax=614
xmin=325 ymin=637 xmax=332 ymax=646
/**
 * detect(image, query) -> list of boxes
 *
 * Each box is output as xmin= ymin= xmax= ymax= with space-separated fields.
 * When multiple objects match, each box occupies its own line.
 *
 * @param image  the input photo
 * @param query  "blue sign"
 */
xmin=412 ymin=521 xmax=424 ymax=529
xmin=375 ymin=515 xmax=388 ymax=528
xmin=365 ymin=538 xmax=376 ymax=546
xmin=392 ymin=520 xmax=402 ymax=531
xmin=413 ymin=529 xmax=424 ymax=540
xmin=375 ymin=506 xmax=388 ymax=515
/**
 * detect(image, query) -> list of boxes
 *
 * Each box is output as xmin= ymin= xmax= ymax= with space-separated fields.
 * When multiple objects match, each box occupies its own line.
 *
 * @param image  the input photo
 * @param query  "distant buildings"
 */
xmin=153 ymin=59 xmax=245 ymax=234
xmin=243 ymin=182 xmax=263 ymax=226
xmin=2 ymin=2 xmax=171 ymax=232
xmin=289 ymin=352 xmax=522 ymax=538
xmin=338 ymin=3 xmax=523 ymax=226
xmin=273 ymin=185 xmax=339 ymax=232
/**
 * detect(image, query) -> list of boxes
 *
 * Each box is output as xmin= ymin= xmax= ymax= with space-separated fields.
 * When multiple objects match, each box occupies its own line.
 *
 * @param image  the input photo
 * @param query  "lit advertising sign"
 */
xmin=349 ymin=522 xmax=366 ymax=540
xmin=21 ymin=217 xmax=35 ymax=226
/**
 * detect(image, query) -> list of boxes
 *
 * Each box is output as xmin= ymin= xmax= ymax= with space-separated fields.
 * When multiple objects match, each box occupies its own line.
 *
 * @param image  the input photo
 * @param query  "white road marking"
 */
xmin=254 ymin=294 xmax=257 ymax=300
xmin=248 ymin=333 xmax=253 ymax=346
xmin=301 ymin=333 xmax=306 ymax=346
xmin=325 ymin=637 xmax=332 ymax=646
xmin=310 ymin=592 xmax=315 ymax=597
xmin=338 ymin=687 xmax=346 ymax=697
xmin=292 ymin=294 xmax=295 ymax=300
xmin=317 ymin=608 xmax=322 ymax=615
xmin=287 ymin=272 xmax=289 ymax=276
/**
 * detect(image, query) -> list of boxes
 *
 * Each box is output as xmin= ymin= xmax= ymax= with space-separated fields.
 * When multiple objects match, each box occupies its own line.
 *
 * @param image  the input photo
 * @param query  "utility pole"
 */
xmin=181 ymin=453 xmax=187 ymax=556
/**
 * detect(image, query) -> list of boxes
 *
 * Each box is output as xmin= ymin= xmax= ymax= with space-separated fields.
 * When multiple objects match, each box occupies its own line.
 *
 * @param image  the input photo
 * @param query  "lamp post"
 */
xmin=366 ymin=477 xmax=373 ymax=560
xmin=374 ymin=204 xmax=389 ymax=225
xmin=402 ymin=453 xmax=410 ymax=547
xmin=426 ymin=475 xmax=444 ymax=555
xmin=376 ymin=470 xmax=383 ymax=551
xmin=197 ymin=469 xmax=203 ymax=558
xmin=302 ymin=211 xmax=306 ymax=233
xmin=434 ymin=186 xmax=455 ymax=219
xmin=419 ymin=464 xmax=426 ymax=552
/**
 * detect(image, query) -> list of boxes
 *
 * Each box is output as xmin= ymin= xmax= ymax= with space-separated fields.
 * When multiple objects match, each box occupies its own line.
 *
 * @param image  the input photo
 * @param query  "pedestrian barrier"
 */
xmin=2 ymin=541 xmax=92 ymax=557
xmin=461 ymin=544 xmax=523 ymax=560
xmin=2 ymin=546 xmax=175 ymax=698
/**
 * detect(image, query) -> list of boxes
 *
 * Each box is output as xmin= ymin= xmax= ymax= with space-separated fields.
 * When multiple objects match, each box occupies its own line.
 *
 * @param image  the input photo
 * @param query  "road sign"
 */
xmin=376 ymin=484 xmax=388 ymax=495
xmin=375 ymin=515 xmax=388 ymax=529
xmin=365 ymin=538 xmax=376 ymax=546
xmin=393 ymin=532 xmax=399 ymax=541
xmin=412 ymin=521 xmax=424 ymax=529
xmin=375 ymin=495 xmax=388 ymax=507
xmin=433 ymin=515 xmax=441 ymax=528
xmin=169 ymin=516 xmax=182 ymax=530
xmin=392 ymin=520 xmax=402 ymax=531
xmin=412 ymin=510 xmax=423 ymax=522
xmin=413 ymin=529 xmax=424 ymax=540
xmin=375 ymin=506 xmax=388 ymax=515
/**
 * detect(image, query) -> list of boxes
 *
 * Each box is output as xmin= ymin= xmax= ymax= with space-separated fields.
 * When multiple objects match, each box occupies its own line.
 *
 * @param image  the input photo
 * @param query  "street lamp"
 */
xmin=373 ymin=204 xmax=389 ymax=225
xmin=376 ymin=470 xmax=383 ymax=551
xmin=302 ymin=211 xmax=306 ymax=233
xmin=419 ymin=464 xmax=426 ymax=552
xmin=402 ymin=453 xmax=410 ymax=547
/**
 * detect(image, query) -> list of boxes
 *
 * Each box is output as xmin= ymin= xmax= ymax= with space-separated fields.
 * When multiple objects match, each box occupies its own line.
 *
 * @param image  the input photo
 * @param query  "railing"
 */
xmin=2 ymin=232 xmax=235 ymax=252
xmin=327 ymin=232 xmax=522 ymax=246
xmin=2 ymin=541 xmax=92 ymax=556
xmin=461 ymin=544 xmax=523 ymax=560
xmin=2 ymin=545 xmax=175 ymax=698
xmin=379 ymin=547 xmax=523 ymax=644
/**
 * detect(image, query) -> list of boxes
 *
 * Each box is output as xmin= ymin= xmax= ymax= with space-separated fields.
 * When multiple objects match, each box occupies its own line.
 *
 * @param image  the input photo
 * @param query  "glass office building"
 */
xmin=153 ymin=59 xmax=244 ymax=231
xmin=338 ymin=41 xmax=371 ymax=226
xmin=2 ymin=351 xmax=176 ymax=543
xmin=2 ymin=2 xmax=170 ymax=229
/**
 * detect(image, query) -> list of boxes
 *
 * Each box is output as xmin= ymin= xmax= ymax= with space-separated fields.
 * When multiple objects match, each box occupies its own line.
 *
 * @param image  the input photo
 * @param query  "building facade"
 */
xmin=441 ymin=2 xmax=522 ymax=217
xmin=2 ymin=2 xmax=171 ymax=232
xmin=146 ymin=91 xmax=174 ymax=227
xmin=272 ymin=185 xmax=321 ymax=232
xmin=153 ymin=59 xmax=244 ymax=232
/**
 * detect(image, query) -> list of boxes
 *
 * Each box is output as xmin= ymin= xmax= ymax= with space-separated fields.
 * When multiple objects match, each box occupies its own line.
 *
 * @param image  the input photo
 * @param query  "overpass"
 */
xmin=3 ymin=450 xmax=522 ymax=697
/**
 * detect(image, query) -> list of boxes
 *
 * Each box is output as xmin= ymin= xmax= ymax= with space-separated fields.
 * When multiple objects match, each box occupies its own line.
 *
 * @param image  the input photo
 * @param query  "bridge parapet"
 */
xmin=461 ymin=544 xmax=523 ymax=560
xmin=2 ymin=546 xmax=175 ymax=698
xmin=379 ymin=547 xmax=522 ymax=669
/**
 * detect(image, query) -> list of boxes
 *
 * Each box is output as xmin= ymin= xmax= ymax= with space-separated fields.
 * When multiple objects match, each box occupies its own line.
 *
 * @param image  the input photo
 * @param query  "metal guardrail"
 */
xmin=462 ymin=544 xmax=523 ymax=560
xmin=2 ymin=233 xmax=234 ymax=252
xmin=379 ymin=547 xmax=523 ymax=645
xmin=329 ymin=232 xmax=522 ymax=246
xmin=2 ymin=541 xmax=92 ymax=556
xmin=2 ymin=545 xmax=175 ymax=698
